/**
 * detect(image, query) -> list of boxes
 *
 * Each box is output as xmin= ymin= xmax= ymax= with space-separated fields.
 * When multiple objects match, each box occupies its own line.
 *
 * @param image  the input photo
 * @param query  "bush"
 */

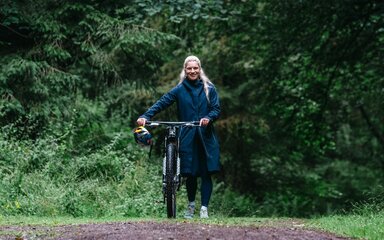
xmin=0 ymin=131 xmax=166 ymax=217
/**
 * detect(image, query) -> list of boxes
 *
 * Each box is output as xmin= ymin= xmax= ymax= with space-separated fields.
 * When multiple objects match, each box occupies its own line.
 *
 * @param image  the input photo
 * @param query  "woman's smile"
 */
xmin=185 ymin=61 xmax=200 ymax=80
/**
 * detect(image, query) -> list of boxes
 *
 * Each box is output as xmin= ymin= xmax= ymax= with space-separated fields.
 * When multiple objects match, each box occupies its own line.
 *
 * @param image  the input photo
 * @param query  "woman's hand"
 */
xmin=137 ymin=118 xmax=147 ymax=126
xmin=199 ymin=118 xmax=210 ymax=126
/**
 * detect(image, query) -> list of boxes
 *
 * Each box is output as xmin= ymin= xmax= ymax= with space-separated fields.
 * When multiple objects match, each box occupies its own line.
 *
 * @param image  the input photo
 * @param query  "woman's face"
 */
xmin=185 ymin=61 xmax=200 ymax=81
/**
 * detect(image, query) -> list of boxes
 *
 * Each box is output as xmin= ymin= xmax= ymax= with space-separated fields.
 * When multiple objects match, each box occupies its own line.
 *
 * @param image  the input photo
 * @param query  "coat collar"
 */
xmin=181 ymin=79 xmax=205 ymax=111
xmin=182 ymin=78 xmax=203 ymax=91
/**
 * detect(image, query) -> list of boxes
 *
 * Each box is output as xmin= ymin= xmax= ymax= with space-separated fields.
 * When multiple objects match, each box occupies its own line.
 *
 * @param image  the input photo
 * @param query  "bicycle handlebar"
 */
xmin=146 ymin=121 xmax=200 ymax=127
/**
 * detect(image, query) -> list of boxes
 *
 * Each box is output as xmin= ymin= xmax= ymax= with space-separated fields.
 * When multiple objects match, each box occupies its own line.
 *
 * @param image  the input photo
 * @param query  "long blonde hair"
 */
xmin=179 ymin=55 xmax=212 ymax=101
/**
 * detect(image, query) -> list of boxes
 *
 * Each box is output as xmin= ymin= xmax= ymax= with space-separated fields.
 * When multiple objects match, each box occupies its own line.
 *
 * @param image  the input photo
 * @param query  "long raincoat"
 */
xmin=139 ymin=79 xmax=221 ymax=175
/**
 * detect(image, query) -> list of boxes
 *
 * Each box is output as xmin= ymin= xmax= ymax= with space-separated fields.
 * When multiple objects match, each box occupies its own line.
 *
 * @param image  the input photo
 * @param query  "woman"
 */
xmin=137 ymin=55 xmax=221 ymax=219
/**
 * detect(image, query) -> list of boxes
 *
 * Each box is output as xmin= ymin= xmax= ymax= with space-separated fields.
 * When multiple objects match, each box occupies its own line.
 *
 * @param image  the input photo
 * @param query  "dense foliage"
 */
xmin=1 ymin=0 xmax=383 ymax=217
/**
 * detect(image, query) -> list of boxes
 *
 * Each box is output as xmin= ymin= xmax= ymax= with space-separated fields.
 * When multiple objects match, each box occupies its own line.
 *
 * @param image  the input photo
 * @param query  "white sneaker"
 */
xmin=184 ymin=203 xmax=195 ymax=219
xmin=200 ymin=206 xmax=209 ymax=218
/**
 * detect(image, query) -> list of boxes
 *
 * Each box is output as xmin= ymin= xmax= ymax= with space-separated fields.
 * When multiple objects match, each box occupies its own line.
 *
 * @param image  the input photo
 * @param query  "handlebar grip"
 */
xmin=186 ymin=121 xmax=200 ymax=126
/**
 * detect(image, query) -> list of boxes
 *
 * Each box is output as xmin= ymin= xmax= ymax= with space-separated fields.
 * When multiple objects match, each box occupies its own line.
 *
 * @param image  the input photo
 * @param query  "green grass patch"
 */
xmin=0 ymin=215 xmax=271 ymax=226
xmin=310 ymin=211 xmax=384 ymax=240
xmin=0 ymin=215 xmax=299 ymax=228
xmin=0 ymin=215 xmax=151 ymax=226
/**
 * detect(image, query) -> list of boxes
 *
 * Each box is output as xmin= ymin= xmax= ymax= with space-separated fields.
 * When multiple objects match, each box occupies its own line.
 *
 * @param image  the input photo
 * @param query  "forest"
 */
xmin=1 ymin=0 xmax=383 ymax=218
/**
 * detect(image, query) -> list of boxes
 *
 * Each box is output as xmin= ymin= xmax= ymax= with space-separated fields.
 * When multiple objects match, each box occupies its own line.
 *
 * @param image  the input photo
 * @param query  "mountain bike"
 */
xmin=146 ymin=120 xmax=200 ymax=218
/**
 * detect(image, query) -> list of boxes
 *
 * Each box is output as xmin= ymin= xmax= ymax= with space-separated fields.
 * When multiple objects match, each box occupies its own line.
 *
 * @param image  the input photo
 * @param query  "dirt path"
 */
xmin=0 ymin=221 xmax=350 ymax=240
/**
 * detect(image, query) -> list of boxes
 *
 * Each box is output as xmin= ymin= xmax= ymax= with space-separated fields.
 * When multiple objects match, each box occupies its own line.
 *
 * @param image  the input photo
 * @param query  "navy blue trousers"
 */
xmin=185 ymin=135 xmax=212 ymax=207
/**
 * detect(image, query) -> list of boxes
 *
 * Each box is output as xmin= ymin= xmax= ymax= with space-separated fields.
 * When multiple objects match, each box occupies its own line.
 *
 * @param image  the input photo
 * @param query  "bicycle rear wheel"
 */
xmin=165 ymin=143 xmax=177 ymax=218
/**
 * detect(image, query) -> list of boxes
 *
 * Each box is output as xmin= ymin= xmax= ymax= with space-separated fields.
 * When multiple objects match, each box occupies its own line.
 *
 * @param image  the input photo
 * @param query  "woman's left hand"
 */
xmin=199 ymin=118 xmax=210 ymax=126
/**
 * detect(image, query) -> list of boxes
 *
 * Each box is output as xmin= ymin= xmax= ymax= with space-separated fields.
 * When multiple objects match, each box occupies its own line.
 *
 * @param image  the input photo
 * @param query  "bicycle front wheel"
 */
xmin=165 ymin=143 xmax=177 ymax=218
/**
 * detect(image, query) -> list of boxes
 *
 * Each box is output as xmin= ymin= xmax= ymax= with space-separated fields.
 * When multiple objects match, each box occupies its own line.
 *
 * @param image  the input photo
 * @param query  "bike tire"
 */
xmin=166 ymin=143 xmax=177 ymax=218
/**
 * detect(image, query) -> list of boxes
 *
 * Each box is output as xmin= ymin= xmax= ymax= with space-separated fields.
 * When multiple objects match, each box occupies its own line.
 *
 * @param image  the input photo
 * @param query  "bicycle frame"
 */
xmin=146 ymin=121 xmax=199 ymax=218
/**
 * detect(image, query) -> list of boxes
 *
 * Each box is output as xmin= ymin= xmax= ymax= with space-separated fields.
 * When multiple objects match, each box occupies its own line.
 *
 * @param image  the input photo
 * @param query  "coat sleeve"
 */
xmin=140 ymin=87 xmax=178 ymax=120
xmin=205 ymin=86 xmax=220 ymax=121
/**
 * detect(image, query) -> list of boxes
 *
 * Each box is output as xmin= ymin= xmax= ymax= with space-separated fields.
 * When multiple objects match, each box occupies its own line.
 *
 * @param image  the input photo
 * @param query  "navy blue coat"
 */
xmin=140 ymin=79 xmax=221 ymax=174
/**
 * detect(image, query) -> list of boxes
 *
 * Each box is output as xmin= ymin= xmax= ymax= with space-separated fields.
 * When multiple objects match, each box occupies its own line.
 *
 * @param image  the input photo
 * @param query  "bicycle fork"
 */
xmin=162 ymin=139 xmax=181 ymax=203
xmin=162 ymin=156 xmax=181 ymax=202
xmin=162 ymin=156 xmax=166 ymax=201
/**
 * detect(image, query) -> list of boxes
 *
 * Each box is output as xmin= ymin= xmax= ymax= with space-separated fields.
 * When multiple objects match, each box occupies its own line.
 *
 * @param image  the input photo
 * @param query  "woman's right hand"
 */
xmin=136 ymin=118 xmax=147 ymax=126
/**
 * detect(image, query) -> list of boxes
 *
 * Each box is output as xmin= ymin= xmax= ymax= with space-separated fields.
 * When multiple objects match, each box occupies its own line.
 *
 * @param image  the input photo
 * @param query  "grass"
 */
xmin=0 ymin=216 xmax=267 ymax=227
xmin=0 ymin=215 xmax=308 ymax=227
xmin=309 ymin=212 xmax=384 ymax=240
xmin=1 ymin=214 xmax=383 ymax=239
xmin=0 ymin=215 xmax=152 ymax=226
